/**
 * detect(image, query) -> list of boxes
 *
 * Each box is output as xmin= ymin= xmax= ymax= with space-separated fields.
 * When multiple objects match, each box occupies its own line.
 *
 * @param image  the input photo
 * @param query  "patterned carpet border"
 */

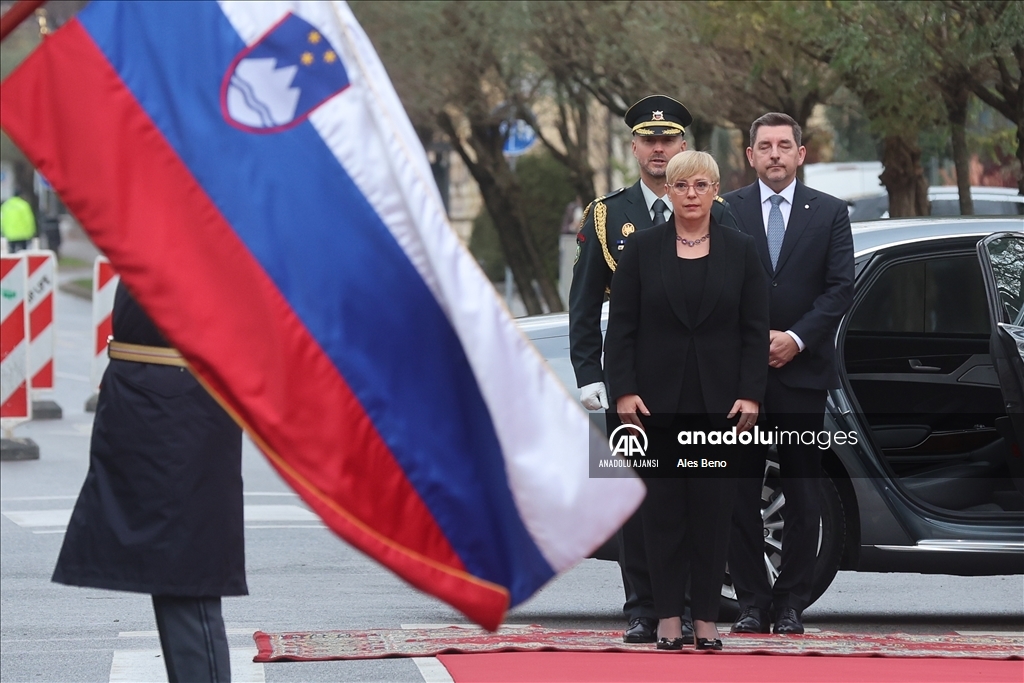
xmin=252 ymin=625 xmax=1024 ymax=662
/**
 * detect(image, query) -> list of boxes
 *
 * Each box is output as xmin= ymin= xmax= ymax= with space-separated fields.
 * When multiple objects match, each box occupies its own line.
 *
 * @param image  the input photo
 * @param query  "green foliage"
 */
xmin=469 ymin=151 xmax=575 ymax=282
xmin=469 ymin=211 xmax=504 ymax=282
xmin=969 ymin=103 xmax=1019 ymax=168
xmin=825 ymin=93 xmax=879 ymax=162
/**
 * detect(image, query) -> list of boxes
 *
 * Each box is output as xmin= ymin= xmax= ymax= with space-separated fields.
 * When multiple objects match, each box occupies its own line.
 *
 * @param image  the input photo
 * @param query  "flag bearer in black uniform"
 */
xmin=53 ymin=282 xmax=246 ymax=683
xmin=568 ymin=95 xmax=738 ymax=644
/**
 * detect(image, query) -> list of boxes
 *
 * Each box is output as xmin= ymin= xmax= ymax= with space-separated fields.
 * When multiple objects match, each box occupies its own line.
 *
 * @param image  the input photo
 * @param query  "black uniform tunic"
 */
xmin=53 ymin=283 xmax=247 ymax=597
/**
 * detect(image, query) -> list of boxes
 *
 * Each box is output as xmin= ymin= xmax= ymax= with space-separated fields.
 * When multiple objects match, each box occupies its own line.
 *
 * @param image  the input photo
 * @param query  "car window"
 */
xmin=984 ymin=235 xmax=1024 ymax=325
xmin=849 ymin=254 xmax=989 ymax=334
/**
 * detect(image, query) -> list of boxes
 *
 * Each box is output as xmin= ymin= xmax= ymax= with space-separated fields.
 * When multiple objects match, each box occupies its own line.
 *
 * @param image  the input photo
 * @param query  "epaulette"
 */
xmin=577 ymin=186 xmax=627 ymax=232
xmin=597 ymin=186 xmax=628 ymax=202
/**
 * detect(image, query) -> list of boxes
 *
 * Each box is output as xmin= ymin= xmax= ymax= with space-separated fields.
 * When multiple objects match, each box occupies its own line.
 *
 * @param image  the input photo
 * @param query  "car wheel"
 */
xmin=720 ymin=459 xmax=846 ymax=618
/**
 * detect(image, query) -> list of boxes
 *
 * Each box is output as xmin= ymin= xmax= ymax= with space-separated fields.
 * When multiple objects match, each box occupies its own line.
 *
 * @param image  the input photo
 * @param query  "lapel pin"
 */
xmin=804 ymin=204 xmax=810 ymax=209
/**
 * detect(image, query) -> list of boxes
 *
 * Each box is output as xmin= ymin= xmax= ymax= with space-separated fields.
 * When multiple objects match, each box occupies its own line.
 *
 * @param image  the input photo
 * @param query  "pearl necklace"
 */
xmin=676 ymin=233 xmax=710 ymax=247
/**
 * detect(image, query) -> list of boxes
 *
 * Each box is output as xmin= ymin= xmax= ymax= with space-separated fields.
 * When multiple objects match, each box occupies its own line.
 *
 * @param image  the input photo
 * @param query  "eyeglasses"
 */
xmin=668 ymin=180 xmax=716 ymax=195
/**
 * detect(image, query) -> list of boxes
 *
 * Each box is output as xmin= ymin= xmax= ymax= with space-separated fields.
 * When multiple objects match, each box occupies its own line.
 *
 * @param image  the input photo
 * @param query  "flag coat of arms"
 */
xmin=0 ymin=0 xmax=643 ymax=629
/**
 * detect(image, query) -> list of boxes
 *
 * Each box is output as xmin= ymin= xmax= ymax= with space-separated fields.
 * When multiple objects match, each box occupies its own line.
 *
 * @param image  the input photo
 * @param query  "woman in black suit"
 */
xmin=605 ymin=150 xmax=769 ymax=650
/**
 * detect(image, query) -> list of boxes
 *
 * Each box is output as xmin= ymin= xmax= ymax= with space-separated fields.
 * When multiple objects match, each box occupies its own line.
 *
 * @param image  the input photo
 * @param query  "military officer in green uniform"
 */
xmin=568 ymin=95 xmax=738 ymax=644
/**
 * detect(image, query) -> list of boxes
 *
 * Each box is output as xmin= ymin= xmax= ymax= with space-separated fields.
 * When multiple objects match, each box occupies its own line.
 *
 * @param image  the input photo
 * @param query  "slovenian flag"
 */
xmin=0 ymin=1 xmax=643 ymax=629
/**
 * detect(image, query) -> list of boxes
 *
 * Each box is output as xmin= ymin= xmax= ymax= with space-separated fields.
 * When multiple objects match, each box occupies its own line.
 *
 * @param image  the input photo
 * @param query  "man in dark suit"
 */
xmin=724 ymin=112 xmax=854 ymax=635
xmin=569 ymin=95 xmax=738 ymax=644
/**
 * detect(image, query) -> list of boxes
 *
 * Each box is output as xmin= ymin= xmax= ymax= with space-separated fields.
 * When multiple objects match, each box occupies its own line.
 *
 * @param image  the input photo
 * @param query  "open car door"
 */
xmin=977 ymin=232 xmax=1024 ymax=493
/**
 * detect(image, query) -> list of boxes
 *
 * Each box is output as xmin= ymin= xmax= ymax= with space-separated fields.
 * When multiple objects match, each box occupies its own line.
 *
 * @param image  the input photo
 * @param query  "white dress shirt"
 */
xmin=757 ymin=178 xmax=805 ymax=352
xmin=639 ymin=180 xmax=671 ymax=224
xmin=758 ymin=178 xmax=796 ymax=234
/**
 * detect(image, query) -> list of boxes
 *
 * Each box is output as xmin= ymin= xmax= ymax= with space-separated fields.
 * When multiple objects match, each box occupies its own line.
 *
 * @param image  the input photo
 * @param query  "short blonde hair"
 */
xmin=666 ymin=150 xmax=720 ymax=186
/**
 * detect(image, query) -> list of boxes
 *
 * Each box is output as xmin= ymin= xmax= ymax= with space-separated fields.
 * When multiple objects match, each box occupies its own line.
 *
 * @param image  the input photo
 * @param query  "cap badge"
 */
xmin=651 ymin=110 xmax=664 ymax=121
xmin=621 ymin=223 xmax=635 ymax=236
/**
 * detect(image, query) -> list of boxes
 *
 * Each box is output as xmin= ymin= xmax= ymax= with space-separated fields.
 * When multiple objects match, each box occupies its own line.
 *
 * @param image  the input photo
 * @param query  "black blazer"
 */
xmin=569 ymin=180 xmax=741 ymax=388
xmin=723 ymin=181 xmax=855 ymax=390
xmin=605 ymin=219 xmax=769 ymax=417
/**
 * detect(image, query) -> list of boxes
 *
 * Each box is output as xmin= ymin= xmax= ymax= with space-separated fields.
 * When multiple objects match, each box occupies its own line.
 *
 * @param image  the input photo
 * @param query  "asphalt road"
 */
xmin=2 ymin=280 xmax=1022 ymax=683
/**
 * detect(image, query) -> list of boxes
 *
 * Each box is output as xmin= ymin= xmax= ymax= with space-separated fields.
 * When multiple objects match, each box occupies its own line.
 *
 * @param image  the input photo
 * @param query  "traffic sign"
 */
xmin=501 ymin=119 xmax=536 ymax=157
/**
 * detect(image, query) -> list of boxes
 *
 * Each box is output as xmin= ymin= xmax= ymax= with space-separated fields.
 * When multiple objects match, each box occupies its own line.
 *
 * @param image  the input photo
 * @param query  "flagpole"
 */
xmin=0 ymin=0 xmax=46 ymax=42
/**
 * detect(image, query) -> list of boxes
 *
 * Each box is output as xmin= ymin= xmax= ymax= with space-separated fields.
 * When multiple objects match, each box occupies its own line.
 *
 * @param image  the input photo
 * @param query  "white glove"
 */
xmin=580 ymin=382 xmax=609 ymax=411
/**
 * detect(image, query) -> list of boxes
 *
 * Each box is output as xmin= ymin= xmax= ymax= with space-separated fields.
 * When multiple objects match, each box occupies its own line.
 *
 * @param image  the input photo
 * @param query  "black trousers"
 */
xmin=152 ymin=596 xmax=231 ymax=683
xmin=607 ymin=410 xmax=657 ymax=619
xmin=728 ymin=375 xmax=826 ymax=614
xmin=640 ymin=416 xmax=736 ymax=622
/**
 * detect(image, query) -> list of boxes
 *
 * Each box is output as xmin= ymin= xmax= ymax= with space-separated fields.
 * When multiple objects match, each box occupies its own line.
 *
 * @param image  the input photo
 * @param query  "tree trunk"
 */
xmin=440 ymin=114 xmax=564 ymax=314
xmin=949 ymin=118 xmax=973 ymax=215
xmin=942 ymin=80 xmax=973 ymax=215
xmin=521 ymin=85 xmax=596 ymax=207
xmin=689 ymin=118 xmax=714 ymax=153
xmin=739 ymin=127 xmax=758 ymax=187
xmin=879 ymin=134 xmax=929 ymax=217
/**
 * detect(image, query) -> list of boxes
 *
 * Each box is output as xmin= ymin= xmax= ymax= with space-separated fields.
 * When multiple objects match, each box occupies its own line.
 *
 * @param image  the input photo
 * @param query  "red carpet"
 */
xmin=436 ymin=652 xmax=1024 ymax=682
xmin=253 ymin=625 xmax=1023 ymax=662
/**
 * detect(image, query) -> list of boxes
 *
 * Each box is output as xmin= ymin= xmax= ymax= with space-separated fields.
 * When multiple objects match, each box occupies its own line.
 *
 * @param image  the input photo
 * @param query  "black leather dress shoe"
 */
xmin=656 ymin=637 xmax=685 ymax=650
xmin=623 ymin=617 xmax=657 ymax=643
xmin=731 ymin=606 xmax=770 ymax=634
xmin=773 ymin=607 xmax=805 ymax=634
xmin=695 ymin=637 xmax=723 ymax=650
xmin=680 ymin=616 xmax=695 ymax=645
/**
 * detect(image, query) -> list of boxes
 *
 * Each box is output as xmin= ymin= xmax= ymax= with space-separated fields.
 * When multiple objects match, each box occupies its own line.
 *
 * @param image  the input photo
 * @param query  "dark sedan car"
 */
xmin=518 ymin=216 xmax=1024 ymax=611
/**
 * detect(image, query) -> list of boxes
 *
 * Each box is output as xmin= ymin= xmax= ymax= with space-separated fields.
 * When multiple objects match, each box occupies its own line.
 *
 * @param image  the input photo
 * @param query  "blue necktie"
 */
xmin=767 ymin=195 xmax=785 ymax=270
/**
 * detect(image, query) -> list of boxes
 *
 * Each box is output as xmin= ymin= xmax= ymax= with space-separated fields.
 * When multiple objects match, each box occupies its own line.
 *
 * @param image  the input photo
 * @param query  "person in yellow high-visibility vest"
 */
xmin=1 ymin=190 xmax=37 ymax=252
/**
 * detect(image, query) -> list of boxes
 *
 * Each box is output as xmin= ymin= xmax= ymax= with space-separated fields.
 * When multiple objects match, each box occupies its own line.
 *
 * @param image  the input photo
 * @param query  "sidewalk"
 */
xmin=56 ymin=214 xmax=100 ymax=298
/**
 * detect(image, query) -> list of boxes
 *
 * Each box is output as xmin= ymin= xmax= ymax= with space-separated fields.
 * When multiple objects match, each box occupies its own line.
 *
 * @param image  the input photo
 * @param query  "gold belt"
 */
xmin=108 ymin=340 xmax=187 ymax=367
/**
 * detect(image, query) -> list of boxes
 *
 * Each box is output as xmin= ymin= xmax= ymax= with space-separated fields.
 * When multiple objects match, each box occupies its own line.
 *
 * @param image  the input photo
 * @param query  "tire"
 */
xmin=719 ymin=459 xmax=846 ymax=620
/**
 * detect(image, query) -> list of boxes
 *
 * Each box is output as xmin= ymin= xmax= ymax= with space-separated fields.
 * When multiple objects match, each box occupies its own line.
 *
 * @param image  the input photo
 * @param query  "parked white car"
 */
xmin=849 ymin=186 xmax=1024 ymax=222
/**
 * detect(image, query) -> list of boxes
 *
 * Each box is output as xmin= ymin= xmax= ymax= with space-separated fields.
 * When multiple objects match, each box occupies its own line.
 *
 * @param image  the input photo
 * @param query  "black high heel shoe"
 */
xmin=695 ymin=637 xmax=723 ymax=650
xmin=656 ymin=637 xmax=685 ymax=650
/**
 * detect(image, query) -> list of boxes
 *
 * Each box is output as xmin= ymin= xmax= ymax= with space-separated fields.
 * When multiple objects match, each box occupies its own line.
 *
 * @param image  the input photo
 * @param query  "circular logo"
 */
xmin=621 ymin=223 xmax=635 ymax=237
xmin=608 ymin=423 xmax=648 ymax=458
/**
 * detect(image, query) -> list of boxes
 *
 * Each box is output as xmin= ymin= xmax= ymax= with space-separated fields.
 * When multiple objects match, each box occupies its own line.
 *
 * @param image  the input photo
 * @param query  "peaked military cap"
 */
xmin=624 ymin=95 xmax=692 ymax=136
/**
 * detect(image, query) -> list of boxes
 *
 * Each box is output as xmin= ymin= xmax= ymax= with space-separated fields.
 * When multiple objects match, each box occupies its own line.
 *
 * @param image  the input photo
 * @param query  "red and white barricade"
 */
xmin=26 ymin=250 xmax=58 ymax=392
xmin=1 ymin=253 xmax=32 ymax=431
xmin=90 ymin=256 xmax=119 ymax=390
